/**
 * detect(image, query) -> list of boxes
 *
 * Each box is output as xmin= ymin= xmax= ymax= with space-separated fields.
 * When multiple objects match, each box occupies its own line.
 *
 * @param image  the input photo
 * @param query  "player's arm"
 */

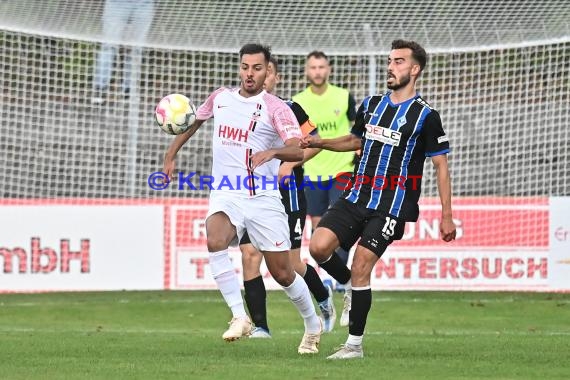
xmin=301 ymin=95 xmax=364 ymax=152
xmin=278 ymin=135 xmax=320 ymax=183
xmin=162 ymin=88 xmax=222 ymax=178
xmin=274 ymin=138 xmax=304 ymax=162
xmin=162 ymin=119 xmax=207 ymax=178
xmin=280 ymin=144 xmax=320 ymax=176
xmin=300 ymin=133 xmax=361 ymax=152
xmin=431 ymin=154 xmax=456 ymax=242
xmin=298 ymin=145 xmax=322 ymax=166
xmin=251 ymin=100 xmax=304 ymax=169
xmin=423 ymin=110 xmax=455 ymax=242
xmin=250 ymin=138 xmax=303 ymax=169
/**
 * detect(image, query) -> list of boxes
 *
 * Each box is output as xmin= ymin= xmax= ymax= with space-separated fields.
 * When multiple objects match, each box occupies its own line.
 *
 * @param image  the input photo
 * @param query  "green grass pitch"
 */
xmin=0 ymin=291 xmax=568 ymax=379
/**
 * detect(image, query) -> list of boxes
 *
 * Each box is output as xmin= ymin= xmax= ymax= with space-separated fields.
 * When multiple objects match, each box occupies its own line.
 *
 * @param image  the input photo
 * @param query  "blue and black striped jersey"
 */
xmin=280 ymin=100 xmax=317 ymax=213
xmin=343 ymin=92 xmax=450 ymax=221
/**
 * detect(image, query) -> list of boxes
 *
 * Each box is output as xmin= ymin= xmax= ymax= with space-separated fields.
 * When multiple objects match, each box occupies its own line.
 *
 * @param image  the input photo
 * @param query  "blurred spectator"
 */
xmin=91 ymin=0 xmax=155 ymax=104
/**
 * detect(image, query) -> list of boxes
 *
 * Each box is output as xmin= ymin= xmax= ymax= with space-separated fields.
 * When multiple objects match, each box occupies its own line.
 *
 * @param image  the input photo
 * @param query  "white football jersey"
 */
xmin=195 ymin=87 xmax=302 ymax=197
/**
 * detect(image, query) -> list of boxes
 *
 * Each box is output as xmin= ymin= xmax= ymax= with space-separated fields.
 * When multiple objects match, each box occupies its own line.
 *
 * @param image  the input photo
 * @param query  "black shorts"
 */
xmin=239 ymin=189 xmax=307 ymax=250
xmin=317 ymin=198 xmax=406 ymax=257
xmin=304 ymin=177 xmax=346 ymax=217
xmin=280 ymin=183 xmax=307 ymax=215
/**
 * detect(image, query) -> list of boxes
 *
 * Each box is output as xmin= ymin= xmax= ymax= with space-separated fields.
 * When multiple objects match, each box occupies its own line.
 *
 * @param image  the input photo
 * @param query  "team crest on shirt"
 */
xmin=397 ymin=116 xmax=407 ymax=127
xmin=251 ymin=103 xmax=262 ymax=120
xmin=334 ymin=108 xmax=340 ymax=116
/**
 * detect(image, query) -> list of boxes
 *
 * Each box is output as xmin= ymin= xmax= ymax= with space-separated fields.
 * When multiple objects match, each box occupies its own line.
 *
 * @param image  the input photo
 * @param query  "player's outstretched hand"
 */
xmin=300 ymin=134 xmax=321 ymax=149
xmin=440 ymin=217 xmax=457 ymax=242
xmin=163 ymin=157 xmax=176 ymax=181
xmin=250 ymin=150 xmax=275 ymax=170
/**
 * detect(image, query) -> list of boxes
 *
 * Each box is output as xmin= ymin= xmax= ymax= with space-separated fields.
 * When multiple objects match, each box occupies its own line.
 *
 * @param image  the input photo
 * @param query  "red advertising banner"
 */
xmin=2 ymin=197 xmax=568 ymax=292
xmin=167 ymin=197 xmax=559 ymax=291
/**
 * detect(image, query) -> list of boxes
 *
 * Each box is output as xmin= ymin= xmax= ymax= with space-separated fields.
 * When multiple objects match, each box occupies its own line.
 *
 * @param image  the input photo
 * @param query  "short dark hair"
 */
xmin=391 ymin=39 xmax=427 ymax=72
xmin=239 ymin=43 xmax=271 ymax=62
xmin=306 ymin=50 xmax=328 ymax=62
xmin=268 ymin=56 xmax=280 ymax=73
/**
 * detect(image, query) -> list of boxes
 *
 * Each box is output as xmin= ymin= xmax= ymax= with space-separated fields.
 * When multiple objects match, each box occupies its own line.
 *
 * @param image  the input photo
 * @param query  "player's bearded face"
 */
xmin=306 ymin=57 xmax=330 ymax=87
xmin=386 ymin=48 xmax=417 ymax=91
xmin=387 ymin=70 xmax=411 ymax=90
xmin=240 ymin=53 xmax=267 ymax=96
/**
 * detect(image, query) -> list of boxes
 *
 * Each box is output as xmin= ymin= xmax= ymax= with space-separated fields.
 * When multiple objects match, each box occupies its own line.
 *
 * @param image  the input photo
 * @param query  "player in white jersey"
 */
xmin=239 ymin=57 xmax=336 ymax=339
xmin=162 ymin=44 xmax=322 ymax=354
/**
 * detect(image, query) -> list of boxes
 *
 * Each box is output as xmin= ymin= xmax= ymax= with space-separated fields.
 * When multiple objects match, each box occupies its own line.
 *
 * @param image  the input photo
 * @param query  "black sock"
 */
xmin=319 ymin=252 xmax=351 ymax=285
xmin=243 ymin=275 xmax=269 ymax=331
xmin=303 ymin=264 xmax=329 ymax=303
xmin=349 ymin=288 xmax=372 ymax=336
xmin=335 ymin=247 xmax=350 ymax=266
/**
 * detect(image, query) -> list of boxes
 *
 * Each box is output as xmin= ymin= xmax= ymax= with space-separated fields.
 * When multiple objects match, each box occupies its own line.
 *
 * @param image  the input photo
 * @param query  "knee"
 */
xmin=271 ymin=268 xmax=295 ymax=287
xmin=293 ymin=260 xmax=307 ymax=277
xmin=309 ymin=238 xmax=332 ymax=263
xmin=207 ymin=236 xmax=228 ymax=252
xmin=241 ymin=245 xmax=257 ymax=262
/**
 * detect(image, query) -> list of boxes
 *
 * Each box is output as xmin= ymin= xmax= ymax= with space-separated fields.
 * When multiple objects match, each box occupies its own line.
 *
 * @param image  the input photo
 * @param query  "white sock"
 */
xmin=344 ymin=279 xmax=352 ymax=298
xmin=209 ymin=249 xmax=247 ymax=318
xmin=282 ymin=273 xmax=321 ymax=333
xmin=346 ymin=334 xmax=363 ymax=347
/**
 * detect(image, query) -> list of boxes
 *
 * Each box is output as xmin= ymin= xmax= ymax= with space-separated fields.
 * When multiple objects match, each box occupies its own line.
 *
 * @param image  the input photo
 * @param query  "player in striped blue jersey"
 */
xmin=301 ymin=40 xmax=457 ymax=359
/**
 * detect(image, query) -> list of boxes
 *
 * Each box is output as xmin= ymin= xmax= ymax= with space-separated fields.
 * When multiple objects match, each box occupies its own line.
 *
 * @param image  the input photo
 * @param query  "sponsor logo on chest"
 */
xmin=365 ymin=124 xmax=401 ymax=146
xmin=218 ymin=124 xmax=249 ymax=142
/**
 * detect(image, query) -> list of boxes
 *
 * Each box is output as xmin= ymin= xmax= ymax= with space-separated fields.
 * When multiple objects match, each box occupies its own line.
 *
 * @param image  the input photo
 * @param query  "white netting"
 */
xmin=0 ymin=0 xmax=569 ymax=291
xmin=0 ymin=0 xmax=568 ymax=54
xmin=0 ymin=16 xmax=568 ymax=198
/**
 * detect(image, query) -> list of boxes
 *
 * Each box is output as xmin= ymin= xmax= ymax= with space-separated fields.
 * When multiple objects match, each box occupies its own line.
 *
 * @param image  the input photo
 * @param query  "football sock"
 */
xmin=335 ymin=246 xmax=350 ymax=266
xmin=243 ymin=275 xmax=269 ymax=331
xmin=303 ymin=263 xmax=329 ymax=303
xmin=319 ymin=252 xmax=351 ymax=285
xmin=282 ymin=273 xmax=321 ymax=333
xmin=348 ymin=287 xmax=372 ymax=337
xmin=346 ymin=334 xmax=363 ymax=347
xmin=209 ymin=249 xmax=247 ymax=318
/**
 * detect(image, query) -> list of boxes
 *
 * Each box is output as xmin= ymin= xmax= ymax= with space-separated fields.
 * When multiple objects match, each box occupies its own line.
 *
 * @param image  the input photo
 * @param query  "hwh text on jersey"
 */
xmin=218 ymin=124 xmax=249 ymax=142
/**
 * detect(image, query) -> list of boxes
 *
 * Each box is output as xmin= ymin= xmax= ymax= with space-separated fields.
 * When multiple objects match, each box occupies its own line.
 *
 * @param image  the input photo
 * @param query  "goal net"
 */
xmin=0 ymin=0 xmax=568 ymax=291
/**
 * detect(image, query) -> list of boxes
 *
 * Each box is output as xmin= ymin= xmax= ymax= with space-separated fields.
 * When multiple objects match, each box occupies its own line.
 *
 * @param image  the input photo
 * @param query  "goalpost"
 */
xmin=0 ymin=0 xmax=568 ymax=291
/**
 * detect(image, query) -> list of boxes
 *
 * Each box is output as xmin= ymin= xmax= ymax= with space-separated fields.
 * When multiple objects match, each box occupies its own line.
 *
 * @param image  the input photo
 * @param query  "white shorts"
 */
xmin=206 ymin=191 xmax=291 ymax=252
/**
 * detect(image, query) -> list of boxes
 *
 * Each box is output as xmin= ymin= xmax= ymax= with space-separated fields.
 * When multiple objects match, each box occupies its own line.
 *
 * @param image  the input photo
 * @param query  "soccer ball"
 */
xmin=155 ymin=94 xmax=197 ymax=135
